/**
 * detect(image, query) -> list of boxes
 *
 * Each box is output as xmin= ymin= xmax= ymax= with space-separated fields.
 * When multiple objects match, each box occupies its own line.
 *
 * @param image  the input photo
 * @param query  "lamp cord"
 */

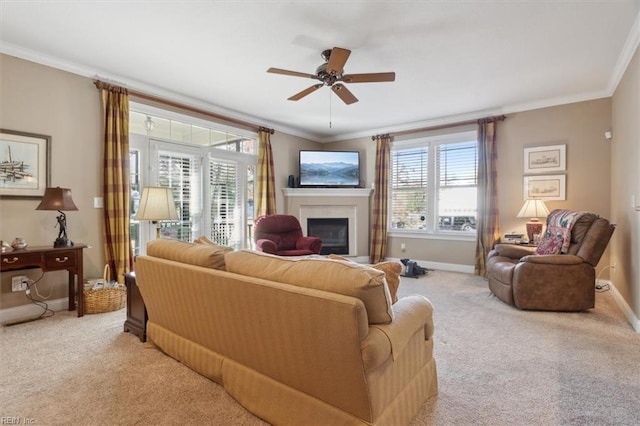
xmin=595 ymin=264 xmax=613 ymax=292
xmin=25 ymin=271 xmax=55 ymax=319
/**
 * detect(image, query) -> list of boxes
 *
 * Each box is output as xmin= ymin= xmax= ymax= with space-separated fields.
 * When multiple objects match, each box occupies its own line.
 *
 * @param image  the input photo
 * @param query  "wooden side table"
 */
xmin=1 ymin=244 xmax=87 ymax=316
xmin=124 ymin=272 xmax=147 ymax=342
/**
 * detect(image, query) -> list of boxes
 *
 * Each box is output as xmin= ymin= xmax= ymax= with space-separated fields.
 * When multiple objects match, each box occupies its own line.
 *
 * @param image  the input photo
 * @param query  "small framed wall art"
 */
xmin=0 ymin=129 xmax=51 ymax=199
xmin=523 ymin=174 xmax=566 ymax=201
xmin=524 ymin=144 xmax=566 ymax=174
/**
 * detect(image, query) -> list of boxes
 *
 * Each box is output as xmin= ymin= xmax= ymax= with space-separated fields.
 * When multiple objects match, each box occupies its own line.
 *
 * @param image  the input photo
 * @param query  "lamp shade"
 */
xmin=516 ymin=199 xmax=549 ymax=219
xmin=517 ymin=199 xmax=549 ymax=243
xmin=35 ymin=187 xmax=78 ymax=247
xmin=36 ymin=187 xmax=78 ymax=211
xmin=134 ymin=187 xmax=179 ymax=221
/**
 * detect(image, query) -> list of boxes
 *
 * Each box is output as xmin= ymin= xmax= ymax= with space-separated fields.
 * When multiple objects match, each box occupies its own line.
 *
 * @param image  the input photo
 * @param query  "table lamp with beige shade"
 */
xmin=134 ymin=187 xmax=179 ymax=239
xmin=517 ymin=198 xmax=550 ymax=243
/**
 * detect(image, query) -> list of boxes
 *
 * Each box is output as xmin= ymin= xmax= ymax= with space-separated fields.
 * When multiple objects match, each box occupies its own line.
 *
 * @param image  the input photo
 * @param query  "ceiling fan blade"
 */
xmin=267 ymin=67 xmax=318 ymax=79
xmin=288 ymin=84 xmax=324 ymax=101
xmin=331 ymin=83 xmax=358 ymax=105
xmin=326 ymin=47 xmax=351 ymax=75
xmin=342 ymin=72 xmax=396 ymax=83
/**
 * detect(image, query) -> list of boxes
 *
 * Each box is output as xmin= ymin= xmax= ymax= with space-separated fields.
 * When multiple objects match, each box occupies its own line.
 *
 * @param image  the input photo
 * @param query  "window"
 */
xmin=129 ymin=106 xmax=257 ymax=255
xmin=390 ymin=130 xmax=477 ymax=235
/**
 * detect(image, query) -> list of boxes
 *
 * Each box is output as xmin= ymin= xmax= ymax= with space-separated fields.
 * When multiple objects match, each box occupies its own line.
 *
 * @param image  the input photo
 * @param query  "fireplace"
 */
xmin=283 ymin=188 xmax=372 ymax=257
xmin=308 ymin=218 xmax=349 ymax=255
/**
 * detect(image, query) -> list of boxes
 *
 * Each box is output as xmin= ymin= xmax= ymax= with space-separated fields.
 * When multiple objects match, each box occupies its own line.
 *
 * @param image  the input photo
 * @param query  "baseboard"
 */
xmin=603 ymin=280 xmax=640 ymax=333
xmin=0 ymin=297 xmax=69 ymax=325
xmin=387 ymin=257 xmax=475 ymax=274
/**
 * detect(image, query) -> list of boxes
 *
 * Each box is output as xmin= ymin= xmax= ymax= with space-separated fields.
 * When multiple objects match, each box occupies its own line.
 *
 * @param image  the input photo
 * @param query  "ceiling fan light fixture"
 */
xmin=267 ymin=46 xmax=395 ymax=105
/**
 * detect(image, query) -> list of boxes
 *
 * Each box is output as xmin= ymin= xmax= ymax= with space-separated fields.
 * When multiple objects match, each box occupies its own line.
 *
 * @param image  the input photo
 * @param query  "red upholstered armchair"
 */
xmin=253 ymin=214 xmax=322 ymax=256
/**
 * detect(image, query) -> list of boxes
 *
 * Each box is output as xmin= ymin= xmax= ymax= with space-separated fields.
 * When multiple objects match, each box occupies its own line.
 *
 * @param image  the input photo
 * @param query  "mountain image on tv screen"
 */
xmin=299 ymin=151 xmax=359 ymax=187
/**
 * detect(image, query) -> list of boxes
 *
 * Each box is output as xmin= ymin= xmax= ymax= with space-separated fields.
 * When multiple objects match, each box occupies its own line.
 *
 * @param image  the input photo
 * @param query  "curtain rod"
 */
xmin=94 ymin=80 xmax=274 ymax=134
xmin=372 ymin=115 xmax=506 ymax=140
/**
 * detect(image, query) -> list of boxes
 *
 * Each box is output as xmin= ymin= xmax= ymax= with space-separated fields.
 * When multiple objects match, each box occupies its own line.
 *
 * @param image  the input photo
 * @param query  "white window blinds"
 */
xmin=391 ymin=146 xmax=428 ymax=230
xmin=391 ymin=131 xmax=478 ymax=234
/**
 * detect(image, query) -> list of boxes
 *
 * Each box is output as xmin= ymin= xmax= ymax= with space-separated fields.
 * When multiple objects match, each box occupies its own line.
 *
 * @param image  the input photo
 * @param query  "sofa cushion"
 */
xmin=327 ymin=254 xmax=402 ymax=304
xmin=225 ymin=250 xmax=394 ymax=324
xmin=372 ymin=262 xmax=402 ymax=303
xmin=146 ymin=238 xmax=232 ymax=270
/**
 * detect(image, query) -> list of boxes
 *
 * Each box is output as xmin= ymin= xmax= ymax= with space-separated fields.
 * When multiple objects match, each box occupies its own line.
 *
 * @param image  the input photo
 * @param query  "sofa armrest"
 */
xmin=296 ymin=236 xmax=322 ymax=253
xmin=256 ymin=239 xmax=277 ymax=254
xmin=493 ymin=243 xmax=536 ymax=259
xmin=520 ymin=254 xmax=584 ymax=265
xmin=513 ymin=259 xmax=595 ymax=310
xmin=371 ymin=295 xmax=434 ymax=361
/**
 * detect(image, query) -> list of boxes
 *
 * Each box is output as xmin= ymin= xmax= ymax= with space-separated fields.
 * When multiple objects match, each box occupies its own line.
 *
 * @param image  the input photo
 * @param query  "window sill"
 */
xmin=388 ymin=230 xmax=476 ymax=242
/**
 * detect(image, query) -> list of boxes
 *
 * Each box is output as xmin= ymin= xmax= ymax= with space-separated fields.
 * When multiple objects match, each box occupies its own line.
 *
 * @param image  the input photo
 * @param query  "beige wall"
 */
xmin=322 ymin=101 xmax=614 ymax=269
xmin=611 ymin=45 xmax=640 ymax=324
xmin=0 ymin=54 xmax=319 ymax=311
xmin=0 ymin=54 xmax=105 ymax=309
xmin=2 ymin=51 xmax=637 ymax=326
xmin=498 ymin=99 xmax=612 ymax=235
xmin=269 ymin=132 xmax=320 ymax=213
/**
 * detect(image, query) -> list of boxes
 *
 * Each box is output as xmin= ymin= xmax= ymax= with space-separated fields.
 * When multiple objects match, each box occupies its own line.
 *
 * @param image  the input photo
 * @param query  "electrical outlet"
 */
xmin=11 ymin=275 xmax=28 ymax=292
xmin=400 ymin=242 xmax=406 ymax=252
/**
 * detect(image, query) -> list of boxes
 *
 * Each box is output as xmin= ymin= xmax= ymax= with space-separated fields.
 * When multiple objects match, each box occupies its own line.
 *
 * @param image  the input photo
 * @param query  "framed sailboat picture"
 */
xmin=0 ymin=129 xmax=51 ymax=199
xmin=524 ymin=144 xmax=566 ymax=173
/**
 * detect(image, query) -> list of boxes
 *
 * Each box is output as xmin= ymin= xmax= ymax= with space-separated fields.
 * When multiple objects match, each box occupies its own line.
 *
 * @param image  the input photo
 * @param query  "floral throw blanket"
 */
xmin=535 ymin=209 xmax=587 ymax=255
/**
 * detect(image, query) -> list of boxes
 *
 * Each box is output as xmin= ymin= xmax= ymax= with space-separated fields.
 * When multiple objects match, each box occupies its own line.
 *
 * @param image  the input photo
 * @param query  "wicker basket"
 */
xmin=84 ymin=265 xmax=126 ymax=314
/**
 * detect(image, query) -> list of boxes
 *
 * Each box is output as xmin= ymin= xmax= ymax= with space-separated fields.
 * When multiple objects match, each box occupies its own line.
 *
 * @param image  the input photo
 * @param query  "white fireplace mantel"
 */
xmin=282 ymin=188 xmax=372 ymax=198
xmin=282 ymin=187 xmax=372 ymax=258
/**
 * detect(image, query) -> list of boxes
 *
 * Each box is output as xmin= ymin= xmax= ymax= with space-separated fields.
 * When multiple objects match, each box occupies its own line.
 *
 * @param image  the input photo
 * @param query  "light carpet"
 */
xmin=1 ymin=270 xmax=639 ymax=425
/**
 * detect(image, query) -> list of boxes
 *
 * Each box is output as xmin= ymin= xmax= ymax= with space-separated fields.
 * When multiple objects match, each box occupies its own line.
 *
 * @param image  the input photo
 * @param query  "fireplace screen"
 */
xmin=307 ymin=218 xmax=349 ymax=255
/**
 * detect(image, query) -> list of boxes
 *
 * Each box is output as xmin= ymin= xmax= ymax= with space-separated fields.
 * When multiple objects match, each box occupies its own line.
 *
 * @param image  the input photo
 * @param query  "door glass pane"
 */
xmin=130 ymin=149 xmax=141 ymax=256
xmin=158 ymin=151 xmax=198 ymax=241
xmin=247 ymin=164 xmax=255 ymax=248
xmin=209 ymin=158 xmax=239 ymax=248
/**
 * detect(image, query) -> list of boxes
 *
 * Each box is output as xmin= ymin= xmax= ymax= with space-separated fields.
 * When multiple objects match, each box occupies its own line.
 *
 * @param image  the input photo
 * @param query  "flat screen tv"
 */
xmin=299 ymin=150 xmax=360 ymax=188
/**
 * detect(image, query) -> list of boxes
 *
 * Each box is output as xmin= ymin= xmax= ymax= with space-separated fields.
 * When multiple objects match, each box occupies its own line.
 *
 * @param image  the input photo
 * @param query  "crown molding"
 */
xmin=608 ymin=10 xmax=640 ymax=95
xmin=315 ymin=87 xmax=610 ymax=144
xmin=0 ymin=42 xmax=320 ymax=141
xmin=2 ymin=23 xmax=636 ymax=145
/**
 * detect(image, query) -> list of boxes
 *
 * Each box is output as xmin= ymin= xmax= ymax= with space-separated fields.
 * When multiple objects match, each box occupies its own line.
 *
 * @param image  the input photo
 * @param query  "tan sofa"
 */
xmin=134 ymin=239 xmax=438 ymax=425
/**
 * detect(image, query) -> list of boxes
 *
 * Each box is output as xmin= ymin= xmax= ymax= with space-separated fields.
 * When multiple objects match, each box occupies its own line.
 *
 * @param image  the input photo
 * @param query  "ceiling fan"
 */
xmin=267 ymin=47 xmax=395 ymax=105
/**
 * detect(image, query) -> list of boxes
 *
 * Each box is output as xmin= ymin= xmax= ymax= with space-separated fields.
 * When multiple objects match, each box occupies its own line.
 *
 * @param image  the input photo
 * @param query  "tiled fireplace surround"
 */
xmin=282 ymin=188 xmax=372 ymax=258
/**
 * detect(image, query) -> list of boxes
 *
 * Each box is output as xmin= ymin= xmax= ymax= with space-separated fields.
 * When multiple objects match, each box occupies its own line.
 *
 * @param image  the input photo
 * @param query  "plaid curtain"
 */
xmin=256 ymin=128 xmax=276 ymax=217
xmin=369 ymin=135 xmax=391 ymax=263
xmin=95 ymin=81 xmax=132 ymax=283
xmin=475 ymin=119 xmax=501 ymax=276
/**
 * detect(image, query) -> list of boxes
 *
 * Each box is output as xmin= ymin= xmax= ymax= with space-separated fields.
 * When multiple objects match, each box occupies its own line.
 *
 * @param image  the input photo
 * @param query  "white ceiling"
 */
xmin=1 ymin=1 xmax=639 ymax=142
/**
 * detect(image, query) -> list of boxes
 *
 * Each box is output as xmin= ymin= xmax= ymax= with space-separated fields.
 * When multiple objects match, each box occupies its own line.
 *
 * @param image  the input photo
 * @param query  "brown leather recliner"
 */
xmin=254 ymin=214 xmax=322 ymax=256
xmin=487 ymin=212 xmax=615 ymax=311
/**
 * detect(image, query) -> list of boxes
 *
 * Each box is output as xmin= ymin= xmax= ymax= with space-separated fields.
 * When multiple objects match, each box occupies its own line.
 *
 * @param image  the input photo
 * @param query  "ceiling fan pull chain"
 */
xmin=329 ymin=89 xmax=332 ymax=128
